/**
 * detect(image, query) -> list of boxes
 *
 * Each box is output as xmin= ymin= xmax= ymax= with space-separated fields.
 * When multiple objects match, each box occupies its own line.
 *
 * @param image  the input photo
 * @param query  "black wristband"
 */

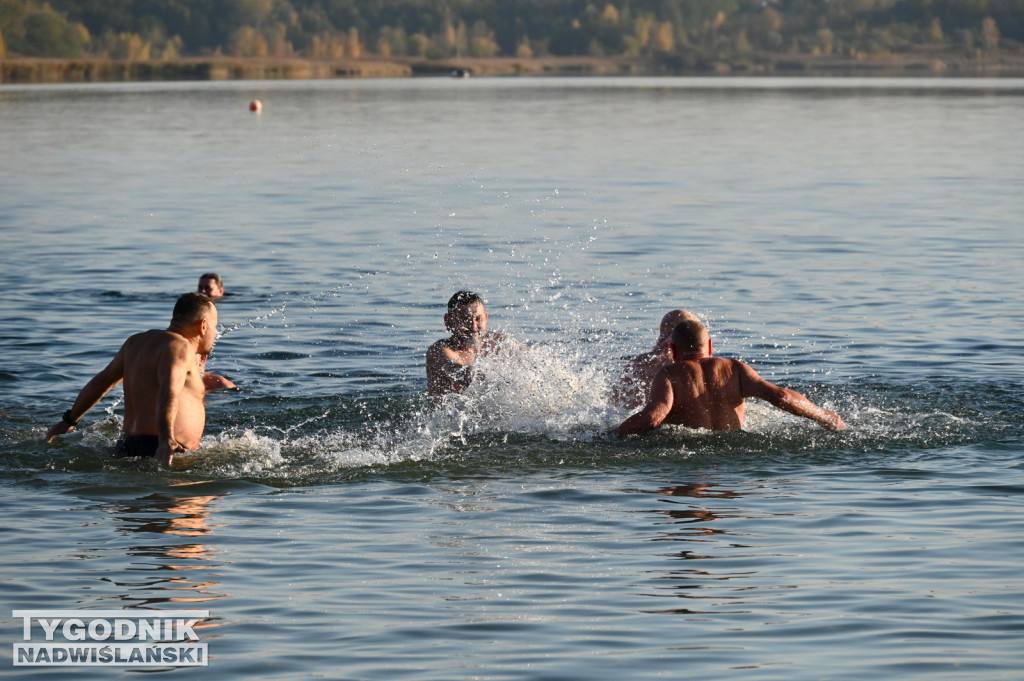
xmin=62 ymin=409 xmax=80 ymax=428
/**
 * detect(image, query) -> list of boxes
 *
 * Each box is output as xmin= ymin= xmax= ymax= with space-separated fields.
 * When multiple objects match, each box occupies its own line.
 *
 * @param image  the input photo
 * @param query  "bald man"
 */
xmin=616 ymin=319 xmax=845 ymax=435
xmin=612 ymin=310 xmax=705 ymax=410
xmin=45 ymin=293 xmax=220 ymax=466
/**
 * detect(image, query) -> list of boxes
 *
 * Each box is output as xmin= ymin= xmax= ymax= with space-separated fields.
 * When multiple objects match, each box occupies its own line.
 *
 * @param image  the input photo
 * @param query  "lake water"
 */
xmin=1 ymin=76 xmax=1023 ymax=679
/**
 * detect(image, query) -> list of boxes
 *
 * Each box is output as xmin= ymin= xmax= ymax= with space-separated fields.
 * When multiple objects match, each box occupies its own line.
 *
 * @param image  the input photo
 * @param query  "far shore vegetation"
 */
xmin=2 ymin=0 xmax=1023 ymax=82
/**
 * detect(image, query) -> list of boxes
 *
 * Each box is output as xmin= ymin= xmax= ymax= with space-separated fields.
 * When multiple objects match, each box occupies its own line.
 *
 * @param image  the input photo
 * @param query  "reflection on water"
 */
xmin=630 ymin=479 xmax=755 ymax=615
xmin=80 ymin=487 xmax=229 ymax=639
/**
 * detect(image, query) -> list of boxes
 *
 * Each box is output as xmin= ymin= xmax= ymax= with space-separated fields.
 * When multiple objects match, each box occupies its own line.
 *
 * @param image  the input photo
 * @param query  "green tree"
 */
xmin=20 ymin=5 xmax=90 ymax=57
xmin=229 ymin=26 xmax=268 ymax=56
xmin=980 ymin=15 xmax=999 ymax=49
xmin=734 ymin=27 xmax=751 ymax=52
xmin=634 ymin=15 xmax=653 ymax=49
xmin=377 ymin=25 xmax=408 ymax=56
xmin=817 ymin=27 xmax=834 ymax=53
xmin=409 ymin=31 xmax=430 ymax=57
xmin=310 ymin=31 xmax=343 ymax=57
xmin=1 ymin=0 xmax=1022 ymax=64
xmin=231 ymin=0 xmax=274 ymax=29
xmin=469 ymin=20 xmax=498 ymax=56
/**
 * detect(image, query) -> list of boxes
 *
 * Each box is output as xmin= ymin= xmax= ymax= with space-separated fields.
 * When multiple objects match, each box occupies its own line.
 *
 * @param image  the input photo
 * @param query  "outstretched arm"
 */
xmin=44 ymin=348 xmax=126 ymax=443
xmin=202 ymin=373 xmax=236 ymax=391
xmin=615 ymin=371 xmax=674 ymax=437
xmin=737 ymin=362 xmax=846 ymax=430
xmin=197 ymin=354 xmax=235 ymax=391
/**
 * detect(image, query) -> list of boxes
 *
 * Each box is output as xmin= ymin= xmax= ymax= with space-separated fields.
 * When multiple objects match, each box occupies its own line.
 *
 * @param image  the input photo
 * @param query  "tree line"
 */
xmin=1 ymin=0 xmax=1021 ymax=63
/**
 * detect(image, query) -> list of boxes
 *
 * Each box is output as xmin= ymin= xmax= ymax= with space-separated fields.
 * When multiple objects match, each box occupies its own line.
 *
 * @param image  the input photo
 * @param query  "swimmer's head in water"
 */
xmin=446 ymin=290 xmax=482 ymax=313
xmin=444 ymin=291 xmax=487 ymax=343
xmin=198 ymin=273 xmax=224 ymax=299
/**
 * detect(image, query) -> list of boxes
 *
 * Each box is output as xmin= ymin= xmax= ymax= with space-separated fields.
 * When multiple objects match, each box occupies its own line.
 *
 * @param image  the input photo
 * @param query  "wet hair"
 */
xmin=198 ymin=272 xmax=223 ymax=287
xmin=671 ymin=319 xmax=708 ymax=353
xmin=447 ymin=290 xmax=483 ymax=313
xmin=172 ymin=292 xmax=215 ymax=324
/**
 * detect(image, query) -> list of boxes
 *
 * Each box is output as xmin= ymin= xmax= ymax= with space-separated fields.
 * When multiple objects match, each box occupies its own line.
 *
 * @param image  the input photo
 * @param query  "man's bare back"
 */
xmin=612 ymin=310 xmax=704 ymax=410
xmin=120 ymin=330 xmax=207 ymax=449
xmin=45 ymin=293 xmax=218 ymax=466
xmin=616 ymin=319 xmax=845 ymax=436
xmin=653 ymin=357 xmax=749 ymax=430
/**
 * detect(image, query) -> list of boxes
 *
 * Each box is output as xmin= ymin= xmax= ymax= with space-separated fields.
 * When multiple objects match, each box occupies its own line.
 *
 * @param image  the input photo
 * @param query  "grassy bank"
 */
xmin=4 ymin=52 xmax=1024 ymax=84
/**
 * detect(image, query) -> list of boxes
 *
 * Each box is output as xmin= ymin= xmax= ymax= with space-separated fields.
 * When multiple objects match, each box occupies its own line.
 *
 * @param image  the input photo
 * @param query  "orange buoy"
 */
xmin=249 ymin=99 xmax=263 ymax=113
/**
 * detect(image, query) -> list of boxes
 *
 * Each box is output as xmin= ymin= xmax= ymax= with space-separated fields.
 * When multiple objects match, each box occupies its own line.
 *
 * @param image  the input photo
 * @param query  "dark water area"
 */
xmin=1 ymin=77 xmax=1023 ymax=679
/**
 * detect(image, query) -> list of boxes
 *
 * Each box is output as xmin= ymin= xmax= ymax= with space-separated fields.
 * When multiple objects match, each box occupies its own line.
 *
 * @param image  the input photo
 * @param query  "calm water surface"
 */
xmin=1 ymin=77 xmax=1023 ymax=679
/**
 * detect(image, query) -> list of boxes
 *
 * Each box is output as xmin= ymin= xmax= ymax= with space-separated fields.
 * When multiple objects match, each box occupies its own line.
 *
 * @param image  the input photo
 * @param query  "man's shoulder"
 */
xmin=127 ymin=328 xmax=181 ymax=343
xmin=427 ymin=337 xmax=453 ymax=354
xmin=703 ymin=356 xmax=747 ymax=376
xmin=123 ymin=329 xmax=164 ymax=349
xmin=664 ymin=356 xmax=735 ymax=375
xmin=426 ymin=337 xmax=460 ymax=364
xmin=125 ymin=329 xmax=192 ymax=358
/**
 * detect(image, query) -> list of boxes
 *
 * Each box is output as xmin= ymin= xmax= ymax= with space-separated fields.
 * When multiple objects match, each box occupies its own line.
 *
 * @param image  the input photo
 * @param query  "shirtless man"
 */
xmin=426 ymin=290 xmax=516 ymax=395
xmin=612 ymin=309 xmax=705 ymax=410
xmin=615 ymin=318 xmax=845 ymax=435
xmin=195 ymin=273 xmax=234 ymax=390
xmin=44 ymin=293 xmax=219 ymax=466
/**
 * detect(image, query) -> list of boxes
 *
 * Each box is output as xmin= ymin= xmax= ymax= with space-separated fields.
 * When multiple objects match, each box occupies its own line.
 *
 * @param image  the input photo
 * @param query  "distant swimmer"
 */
xmin=615 ymin=318 xmax=846 ymax=436
xmin=195 ymin=273 xmax=234 ymax=390
xmin=426 ymin=290 xmax=520 ymax=395
xmin=612 ymin=309 xmax=705 ymax=410
xmin=197 ymin=273 xmax=224 ymax=300
xmin=45 ymin=293 xmax=220 ymax=466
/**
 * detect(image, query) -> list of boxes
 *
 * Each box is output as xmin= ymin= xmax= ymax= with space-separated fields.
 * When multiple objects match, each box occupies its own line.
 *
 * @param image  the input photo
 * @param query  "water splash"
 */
xmin=450 ymin=339 xmax=619 ymax=437
xmin=14 ymin=335 xmax=1010 ymax=484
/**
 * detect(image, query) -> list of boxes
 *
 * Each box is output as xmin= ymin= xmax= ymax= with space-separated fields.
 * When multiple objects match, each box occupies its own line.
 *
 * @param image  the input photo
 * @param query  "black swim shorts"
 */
xmin=115 ymin=434 xmax=160 ymax=458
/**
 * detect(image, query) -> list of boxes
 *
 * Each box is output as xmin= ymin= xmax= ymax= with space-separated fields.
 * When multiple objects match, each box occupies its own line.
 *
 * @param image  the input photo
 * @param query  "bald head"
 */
xmin=671 ymin=319 xmax=710 ymax=357
xmin=659 ymin=309 xmax=701 ymax=339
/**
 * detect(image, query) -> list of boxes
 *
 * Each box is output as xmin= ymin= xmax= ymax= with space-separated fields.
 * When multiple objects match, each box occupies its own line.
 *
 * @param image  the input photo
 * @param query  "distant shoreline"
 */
xmin=4 ymin=52 xmax=1024 ymax=84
